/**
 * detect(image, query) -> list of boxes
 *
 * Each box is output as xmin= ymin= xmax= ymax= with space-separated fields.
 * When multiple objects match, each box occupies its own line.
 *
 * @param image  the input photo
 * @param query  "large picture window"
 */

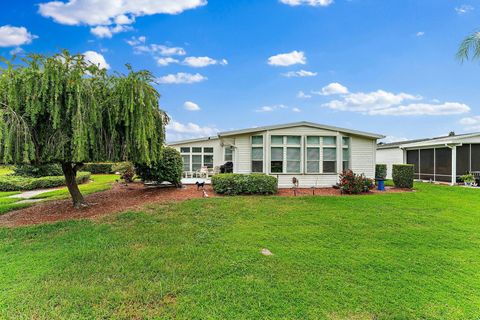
xmin=306 ymin=147 xmax=320 ymax=173
xmin=180 ymin=146 xmax=214 ymax=172
xmin=270 ymin=135 xmax=301 ymax=173
xmin=323 ymin=147 xmax=336 ymax=173
xmin=287 ymin=147 xmax=301 ymax=173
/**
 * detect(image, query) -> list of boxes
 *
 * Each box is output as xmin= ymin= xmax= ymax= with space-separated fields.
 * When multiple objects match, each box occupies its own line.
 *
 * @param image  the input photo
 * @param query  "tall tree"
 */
xmin=457 ymin=31 xmax=480 ymax=61
xmin=0 ymin=51 xmax=168 ymax=208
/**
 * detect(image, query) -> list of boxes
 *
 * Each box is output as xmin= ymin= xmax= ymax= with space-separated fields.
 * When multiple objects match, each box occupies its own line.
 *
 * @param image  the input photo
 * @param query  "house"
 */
xmin=168 ymin=121 xmax=384 ymax=188
xmin=376 ymin=132 xmax=480 ymax=184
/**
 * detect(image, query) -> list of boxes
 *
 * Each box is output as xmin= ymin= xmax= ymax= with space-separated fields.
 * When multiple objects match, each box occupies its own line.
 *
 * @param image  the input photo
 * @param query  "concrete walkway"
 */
xmin=8 ymin=188 xmax=61 ymax=199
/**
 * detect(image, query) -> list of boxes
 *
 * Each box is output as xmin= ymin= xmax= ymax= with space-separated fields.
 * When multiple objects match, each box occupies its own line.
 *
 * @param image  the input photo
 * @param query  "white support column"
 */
xmin=451 ymin=146 xmax=457 ymax=186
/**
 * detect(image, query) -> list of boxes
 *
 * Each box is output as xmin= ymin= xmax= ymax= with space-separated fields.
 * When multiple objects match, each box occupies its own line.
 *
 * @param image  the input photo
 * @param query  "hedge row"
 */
xmin=375 ymin=164 xmax=387 ymax=180
xmin=82 ymin=163 xmax=115 ymax=174
xmin=0 ymin=172 xmax=91 ymax=191
xmin=212 ymin=173 xmax=278 ymax=195
xmin=135 ymin=148 xmax=183 ymax=186
xmin=392 ymin=164 xmax=414 ymax=189
xmin=13 ymin=164 xmax=63 ymax=177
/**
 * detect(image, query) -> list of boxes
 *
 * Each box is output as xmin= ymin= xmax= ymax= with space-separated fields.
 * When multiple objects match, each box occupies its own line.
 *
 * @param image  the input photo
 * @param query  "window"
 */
xmin=407 ymin=150 xmax=420 ymax=179
xmin=287 ymin=136 xmax=301 ymax=145
xmin=420 ymin=149 xmax=434 ymax=180
xmin=182 ymin=155 xmax=190 ymax=172
xmin=192 ymin=147 xmax=202 ymax=153
xmin=342 ymin=137 xmax=350 ymax=171
xmin=180 ymin=147 xmax=190 ymax=153
xmin=271 ymin=147 xmax=283 ymax=173
xmin=252 ymin=147 xmax=263 ymax=172
xmin=271 ymin=135 xmax=284 ymax=145
xmin=204 ymin=147 xmax=214 ymax=153
xmin=323 ymin=136 xmax=336 ymax=146
xmin=203 ymin=155 xmax=213 ymax=168
xmin=252 ymin=135 xmax=263 ymax=145
xmin=286 ymin=147 xmax=301 ymax=173
xmin=192 ymin=155 xmax=202 ymax=171
xmin=306 ymin=147 xmax=320 ymax=173
xmin=307 ymin=136 xmax=320 ymax=145
xmin=224 ymin=147 xmax=233 ymax=162
xmin=323 ymin=147 xmax=336 ymax=173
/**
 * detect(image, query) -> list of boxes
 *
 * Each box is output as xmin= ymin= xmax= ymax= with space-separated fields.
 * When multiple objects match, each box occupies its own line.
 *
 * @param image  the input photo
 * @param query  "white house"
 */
xmin=377 ymin=132 xmax=480 ymax=184
xmin=169 ymin=121 xmax=384 ymax=188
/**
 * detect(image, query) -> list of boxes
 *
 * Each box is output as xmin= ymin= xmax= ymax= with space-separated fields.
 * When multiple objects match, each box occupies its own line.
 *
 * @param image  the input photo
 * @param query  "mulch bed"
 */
xmin=0 ymin=184 xmax=409 ymax=228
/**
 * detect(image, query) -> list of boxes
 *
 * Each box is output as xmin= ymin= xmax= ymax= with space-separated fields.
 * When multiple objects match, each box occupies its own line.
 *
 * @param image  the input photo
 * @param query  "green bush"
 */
xmin=13 ymin=164 xmax=63 ymax=177
xmin=375 ymin=164 xmax=387 ymax=179
xmin=212 ymin=174 xmax=278 ymax=195
xmin=82 ymin=163 xmax=115 ymax=174
xmin=0 ymin=172 xmax=91 ymax=191
xmin=339 ymin=170 xmax=375 ymax=194
xmin=392 ymin=164 xmax=414 ymax=189
xmin=135 ymin=147 xmax=183 ymax=187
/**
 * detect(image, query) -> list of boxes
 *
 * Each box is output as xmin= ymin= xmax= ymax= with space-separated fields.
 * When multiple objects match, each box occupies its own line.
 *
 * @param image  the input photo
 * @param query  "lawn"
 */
xmin=0 ymin=183 xmax=479 ymax=319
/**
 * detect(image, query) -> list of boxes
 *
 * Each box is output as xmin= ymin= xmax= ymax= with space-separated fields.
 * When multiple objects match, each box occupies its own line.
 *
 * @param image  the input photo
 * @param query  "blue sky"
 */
xmin=1 ymin=0 xmax=480 ymax=142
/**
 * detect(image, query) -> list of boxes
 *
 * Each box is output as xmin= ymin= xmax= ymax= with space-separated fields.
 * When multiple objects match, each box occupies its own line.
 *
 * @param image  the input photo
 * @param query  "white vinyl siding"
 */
xmin=376 ymin=147 xmax=404 ymax=179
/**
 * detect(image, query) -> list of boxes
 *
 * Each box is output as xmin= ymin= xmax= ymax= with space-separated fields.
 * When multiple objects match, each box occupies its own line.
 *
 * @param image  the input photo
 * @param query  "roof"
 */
xmin=167 ymin=136 xmax=218 ymax=146
xmin=378 ymin=132 xmax=480 ymax=150
xmin=218 ymin=121 xmax=385 ymax=139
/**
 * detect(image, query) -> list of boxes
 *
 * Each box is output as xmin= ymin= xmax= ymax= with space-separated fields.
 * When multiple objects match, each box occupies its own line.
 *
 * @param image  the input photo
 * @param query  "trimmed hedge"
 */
xmin=135 ymin=148 xmax=183 ymax=187
xmin=82 ymin=163 xmax=115 ymax=174
xmin=0 ymin=172 xmax=91 ymax=191
xmin=375 ymin=164 xmax=387 ymax=179
xmin=13 ymin=164 xmax=63 ymax=177
xmin=392 ymin=164 xmax=414 ymax=189
xmin=212 ymin=173 xmax=278 ymax=195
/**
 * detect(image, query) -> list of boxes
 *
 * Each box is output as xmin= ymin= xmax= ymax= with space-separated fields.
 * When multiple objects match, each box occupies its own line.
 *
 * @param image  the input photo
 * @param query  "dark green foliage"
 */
xmin=0 ymin=172 xmax=90 ymax=191
xmin=339 ymin=170 xmax=375 ymax=194
xmin=13 ymin=164 xmax=62 ymax=177
xmin=392 ymin=164 xmax=414 ymax=189
xmin=212 ymin=173 xmax=278 ymax=195
xmin=135 ymin=147 xmax=183 ymax=186
xmin=82 ymin=163 xmax=115 ymax=174
xmin=375 ymin=164 xmax=387 ymax=179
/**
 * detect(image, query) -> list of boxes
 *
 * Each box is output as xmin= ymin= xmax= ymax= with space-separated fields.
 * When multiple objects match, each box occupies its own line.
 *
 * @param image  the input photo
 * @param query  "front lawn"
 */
xmin=0 ymin=183 xmax=479 ymax=319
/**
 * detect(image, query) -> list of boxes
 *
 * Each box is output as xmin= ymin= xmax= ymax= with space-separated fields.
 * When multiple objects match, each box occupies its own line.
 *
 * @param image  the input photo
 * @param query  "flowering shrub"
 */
xmin=339 ymin=170 xmax=375 ymax=194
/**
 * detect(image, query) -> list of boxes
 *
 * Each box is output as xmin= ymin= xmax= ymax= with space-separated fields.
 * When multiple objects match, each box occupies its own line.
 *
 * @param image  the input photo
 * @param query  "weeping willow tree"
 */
xmin=0 ymin=51 xmax=168 ymax=208
xmin=457 ymin=31 xmax=480 ymax=61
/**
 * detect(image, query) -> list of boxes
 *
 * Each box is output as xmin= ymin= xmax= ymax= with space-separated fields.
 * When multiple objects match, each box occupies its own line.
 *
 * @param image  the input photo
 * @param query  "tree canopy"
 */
xmin=457 ymin=31 xmax=480 ymax=61
xmin=0 ymin=51 xmax=168 ymax=207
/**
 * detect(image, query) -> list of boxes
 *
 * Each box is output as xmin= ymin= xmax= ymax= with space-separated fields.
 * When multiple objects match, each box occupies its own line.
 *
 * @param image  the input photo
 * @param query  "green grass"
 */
xmin=0 ymin=182 xmax=479 ymax=319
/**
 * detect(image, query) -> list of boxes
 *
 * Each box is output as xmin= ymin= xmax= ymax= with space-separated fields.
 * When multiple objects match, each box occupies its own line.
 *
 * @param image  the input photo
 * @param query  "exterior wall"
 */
xmin=376 ymin=147 xmax=405 ymax=179
xmin=351 ymin=136 xmax=377 ymax=178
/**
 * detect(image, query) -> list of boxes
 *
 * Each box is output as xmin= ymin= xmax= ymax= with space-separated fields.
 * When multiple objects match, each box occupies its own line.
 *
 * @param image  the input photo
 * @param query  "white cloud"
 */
xmin=321 ymin=86 xmax=470 ymax=116
xmin=380 ymin=136 xmax=409 ymax=144
xmin=90 ymin=24 xmax=132 ymax=38
xmin=292 ymin=107 xmax=301 ymax=112
xmin=38 ymin=0 xmax=207 ymax=26
xmin=255 ymin=104 xmax=288 ymax=112
xmin=82 ymin=51 xmax=110 ymax=69
xmin=166 ymin=120 xmax=219 ymax=141
xmin=282 ymin=69 xmax=317 ymax=77
xmin=416 ymin=31 xmax=425 ymax=37
xmin=126 ymin=35 xmax=146 ymax=46
xmin=313 ymin=82 xmax=349 ymax=96
xmin=184 ymin=101 xmax=201 ymax=111
xmin=157 ymin=73 xmax=207 ymax=84
xmin=133 ymin=43 xmax=186 ymax=56
xmin=183 ymin=56 xmax=228 ymax=67
xmin=268 ymin=50 xmax=306 ymax=66
xmin=459 ymin=116 xmax=480 ymax=130
xmin=0 ymin=25 xmax=37 ymax=47
xmin=9 ymin=47 xmax=24 ymax=55
xmin=156 ymin=57 xmax=179 ymax=66
xmin=279 ymin=0 xmax=334 ymax=7
xmin=455 ymin=4 xmax=474 ymax=14
xmin=297 ymin=91 xmax=312 ymax=99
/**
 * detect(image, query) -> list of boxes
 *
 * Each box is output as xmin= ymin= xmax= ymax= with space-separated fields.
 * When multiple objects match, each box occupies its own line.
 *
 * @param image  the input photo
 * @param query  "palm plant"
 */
xmin=457 ymin=31 xmax=480 ymax=61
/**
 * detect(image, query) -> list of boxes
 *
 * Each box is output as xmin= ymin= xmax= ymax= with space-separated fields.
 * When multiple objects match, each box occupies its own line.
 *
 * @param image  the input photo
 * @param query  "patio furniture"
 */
xmin=471 ymin=171 xmax=480 ymax=185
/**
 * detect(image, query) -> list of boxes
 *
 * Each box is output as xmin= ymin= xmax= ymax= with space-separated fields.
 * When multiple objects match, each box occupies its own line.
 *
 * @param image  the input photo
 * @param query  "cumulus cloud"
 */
xmin=416 ymin=31 xmax=425 ymax=37
xmin=292 ymin=107 xmax=301 ymax=112
xmin=268 ymin=50 xmax=306 ymax=66
xmin=166 ymin=120 xmax=219 ymax=141
xmin=82 ymin=51 xmax=110 ymax=69
xmin=455 ymin=4 xmax=474 ymax=14
xmin=380 ymin=136 xmax=409 ymax=144
xmin=157 ymin=73 xmax=207 ymax=84
xmin=38 ymin=0 xmax=207 ymax=38
xmin=184 ymin=101 xmax=201 ymax=111
xmin=255 ymin=104 xmax=299 ymax=113
xmin=183 ymin=56 xmax=228 ymax=67
xmin=279 ymin=0 xmax=333 ymax=7
xmin=297 ymin=91 xmax=312 ymax=99
xmin=282 ymin=69 xmax=317 ymax=77
xmin=459 ymin=116 xmax=480 ymax=130
xmin=0 ymin=25 xmax=37 ymax=47
xmin=313 ymin=82 xmax=349 ymax=96
xmin=156 ymin=57 xmax=179 ymax=66
xmin=321 ymin=84 xmax=470 ymax=116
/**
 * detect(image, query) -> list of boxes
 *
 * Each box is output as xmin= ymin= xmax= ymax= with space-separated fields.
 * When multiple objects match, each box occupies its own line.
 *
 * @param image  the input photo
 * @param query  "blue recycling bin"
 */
xmin=376 ymin=179 xmax=385 ymax=191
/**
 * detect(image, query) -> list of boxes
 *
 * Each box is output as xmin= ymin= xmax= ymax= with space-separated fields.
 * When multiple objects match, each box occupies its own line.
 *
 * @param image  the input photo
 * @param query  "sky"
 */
xmin=1 ymin=0 xmax=480 ymax=143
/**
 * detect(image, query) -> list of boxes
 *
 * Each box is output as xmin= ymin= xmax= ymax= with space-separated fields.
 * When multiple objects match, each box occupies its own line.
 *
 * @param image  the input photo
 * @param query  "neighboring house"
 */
xmin=168 ymin=121 xmax=384 ymax=188
xmin=377 ymin=132 xmax=480 ymax=184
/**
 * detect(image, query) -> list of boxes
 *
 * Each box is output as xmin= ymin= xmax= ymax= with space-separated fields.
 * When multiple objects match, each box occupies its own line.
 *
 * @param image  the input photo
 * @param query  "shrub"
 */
xmin=0 ymin=172 xmax=91 ymax=191
xmin=82 ymin=163 xmax=115 ymax=174
xmin=13 ymin=164 xmax=63 ymax=177
xmin=375 ymin=164 xmax=387 ymax=179
xmin=212 ymin=174 xmax=278 ymax=195
xmin=135 ymin=147 xmax=183 ymax=187
xmin=392 ymin=164 xmax=414 ymax=189
xmin=339 ymin=170 xmax=375 ymax=194
xmin=113 ymin=162 xmax=135 ymax=183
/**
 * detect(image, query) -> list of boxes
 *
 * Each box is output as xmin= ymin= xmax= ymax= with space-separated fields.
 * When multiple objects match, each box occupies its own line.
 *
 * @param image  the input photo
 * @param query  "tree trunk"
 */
xmin=61 ymin=162 xmax=87 ymax=208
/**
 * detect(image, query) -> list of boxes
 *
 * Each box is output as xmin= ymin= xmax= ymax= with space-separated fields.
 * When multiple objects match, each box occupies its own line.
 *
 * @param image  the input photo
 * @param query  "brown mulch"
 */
xmin=276 ymin=186 xmax=409 ymax=197
xmin=0 ymin=184 xmax=409 ymax=228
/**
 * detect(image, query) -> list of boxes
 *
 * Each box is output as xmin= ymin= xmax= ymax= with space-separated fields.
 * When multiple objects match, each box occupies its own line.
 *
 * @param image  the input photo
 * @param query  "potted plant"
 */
xmin=460 ymin=173 xmax=475 ymax=187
